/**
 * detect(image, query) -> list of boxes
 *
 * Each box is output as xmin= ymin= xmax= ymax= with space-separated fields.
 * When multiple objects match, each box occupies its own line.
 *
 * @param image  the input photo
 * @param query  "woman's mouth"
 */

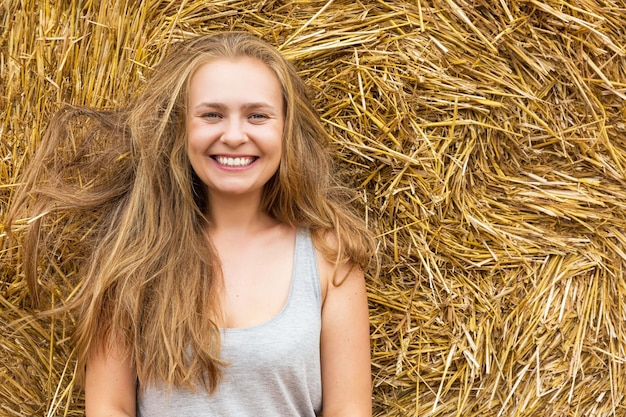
xmin=212 ymin=155 xmax=257 ymax=167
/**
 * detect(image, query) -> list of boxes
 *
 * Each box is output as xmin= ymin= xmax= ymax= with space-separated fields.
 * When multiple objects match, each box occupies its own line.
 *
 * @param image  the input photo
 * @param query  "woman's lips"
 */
xmin=212 ymin=155 xmax=257 ymax=168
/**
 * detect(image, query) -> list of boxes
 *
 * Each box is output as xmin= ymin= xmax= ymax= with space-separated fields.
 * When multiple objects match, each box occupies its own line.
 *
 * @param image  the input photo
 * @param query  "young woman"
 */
xmin=7 ymin=32 xmax=376 ymax=416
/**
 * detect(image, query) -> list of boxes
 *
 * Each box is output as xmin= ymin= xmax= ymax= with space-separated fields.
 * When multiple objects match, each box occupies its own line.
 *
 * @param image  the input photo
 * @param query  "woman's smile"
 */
xmin=212 ymin=155 xmax=258 ymax=168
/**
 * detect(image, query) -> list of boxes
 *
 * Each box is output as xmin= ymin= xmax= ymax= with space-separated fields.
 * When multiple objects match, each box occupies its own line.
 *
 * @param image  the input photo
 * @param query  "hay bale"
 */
xmin=1 ymin=1 xmax=625 ymax=416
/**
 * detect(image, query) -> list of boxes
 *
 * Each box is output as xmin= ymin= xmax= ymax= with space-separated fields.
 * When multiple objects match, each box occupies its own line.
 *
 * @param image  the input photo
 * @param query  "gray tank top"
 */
xmin=137 ymin=228 xmax=323 ymax=416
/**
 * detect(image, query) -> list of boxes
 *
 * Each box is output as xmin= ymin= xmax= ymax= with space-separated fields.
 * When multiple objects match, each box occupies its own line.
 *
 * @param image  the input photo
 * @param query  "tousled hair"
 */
xmin=5 ymin=32 xmax=376 ymax=392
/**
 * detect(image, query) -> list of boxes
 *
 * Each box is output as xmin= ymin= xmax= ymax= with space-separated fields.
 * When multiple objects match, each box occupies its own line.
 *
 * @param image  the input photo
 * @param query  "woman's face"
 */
xmin=186 ymin=57 xmax=284 ymax=203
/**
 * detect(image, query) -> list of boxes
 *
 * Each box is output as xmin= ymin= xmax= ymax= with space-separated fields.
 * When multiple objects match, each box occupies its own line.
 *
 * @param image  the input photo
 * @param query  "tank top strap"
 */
xmin=292 ymin=227 xmax=322 ymax=308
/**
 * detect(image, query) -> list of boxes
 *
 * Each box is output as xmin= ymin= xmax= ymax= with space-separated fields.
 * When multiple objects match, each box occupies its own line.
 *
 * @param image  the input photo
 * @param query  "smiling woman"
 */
xmin=5 ymin=32 xmax=376 ymax=417
xmin=186 ymin=57 xmax=284 ymax=201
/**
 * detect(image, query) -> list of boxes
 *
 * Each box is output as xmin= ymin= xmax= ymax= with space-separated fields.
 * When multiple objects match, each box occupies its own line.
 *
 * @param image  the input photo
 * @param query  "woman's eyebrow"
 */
xmin=242 ymin=102 xmax=275 ymax=110
xmin=193 ymin=102 xmax=227 ymax=111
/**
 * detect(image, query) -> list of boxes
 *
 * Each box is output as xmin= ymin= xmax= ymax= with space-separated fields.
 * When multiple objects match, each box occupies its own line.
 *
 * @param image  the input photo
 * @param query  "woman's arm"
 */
xmin=85 ymin=339 xmax=137 ymax=417
xmin=320 ymin=261 xmax=372 ymax=417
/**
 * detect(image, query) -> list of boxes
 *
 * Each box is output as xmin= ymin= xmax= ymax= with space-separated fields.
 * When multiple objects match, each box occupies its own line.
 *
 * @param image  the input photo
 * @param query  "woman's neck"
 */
xmin=206 ymin=191 xmax=276 ymax=236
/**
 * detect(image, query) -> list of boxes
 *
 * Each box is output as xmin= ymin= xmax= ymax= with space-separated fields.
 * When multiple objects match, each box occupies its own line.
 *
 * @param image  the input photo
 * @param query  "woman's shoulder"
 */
xmin=310 ymin=229 xmax=365 ymax=303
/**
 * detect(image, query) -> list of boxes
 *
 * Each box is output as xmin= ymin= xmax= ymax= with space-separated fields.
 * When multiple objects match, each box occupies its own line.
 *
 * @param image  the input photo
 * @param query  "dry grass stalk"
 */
xmin=2 ymin=1 xmax=626 ymax=416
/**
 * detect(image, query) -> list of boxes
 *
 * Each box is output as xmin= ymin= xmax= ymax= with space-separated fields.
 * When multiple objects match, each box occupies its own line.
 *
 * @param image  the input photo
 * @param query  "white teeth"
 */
xmin=215 ymin=156 xmax=255 ymax=167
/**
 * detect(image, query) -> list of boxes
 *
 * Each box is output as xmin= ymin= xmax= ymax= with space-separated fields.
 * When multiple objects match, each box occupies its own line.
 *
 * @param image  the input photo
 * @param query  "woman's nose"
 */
xmin=220 ymin=118 xmax=247 ymax=146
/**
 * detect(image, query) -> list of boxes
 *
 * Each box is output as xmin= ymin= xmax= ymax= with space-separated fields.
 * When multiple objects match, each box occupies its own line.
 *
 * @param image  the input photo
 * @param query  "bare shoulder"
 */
xmin=314 ymin=229 xmax=366 ymax=304
xmin=316 ymin=226 xmax=365 ymax=308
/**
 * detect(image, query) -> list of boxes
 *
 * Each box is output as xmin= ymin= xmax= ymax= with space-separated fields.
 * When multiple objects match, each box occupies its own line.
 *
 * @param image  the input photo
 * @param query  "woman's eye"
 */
xmin=202 ymin=112 xmax=221 ymax=119
xmin=250 ymin=113 xmax=268 ymax=120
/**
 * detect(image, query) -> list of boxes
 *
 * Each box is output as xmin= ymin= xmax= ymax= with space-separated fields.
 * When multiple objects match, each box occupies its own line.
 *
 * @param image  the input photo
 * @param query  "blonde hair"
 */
xmin=6 ymin=32 xmax=375 ymax=392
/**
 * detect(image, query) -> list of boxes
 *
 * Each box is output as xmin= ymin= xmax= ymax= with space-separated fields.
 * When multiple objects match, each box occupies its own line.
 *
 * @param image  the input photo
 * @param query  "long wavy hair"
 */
xmin=5 ymin=32 xmax=376 ymax=393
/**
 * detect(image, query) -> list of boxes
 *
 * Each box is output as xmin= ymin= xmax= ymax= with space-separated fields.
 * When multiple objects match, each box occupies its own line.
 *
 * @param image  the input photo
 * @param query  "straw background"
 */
xmin=2 ymin=0 xmax=626 ymax=416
